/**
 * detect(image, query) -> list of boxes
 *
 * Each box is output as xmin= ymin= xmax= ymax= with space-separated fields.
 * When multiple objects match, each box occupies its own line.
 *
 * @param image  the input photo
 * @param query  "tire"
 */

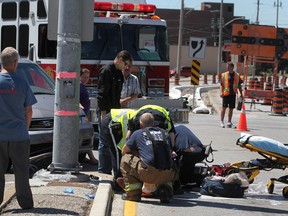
xmin=282 ymin=186 xmax=288 ymax=198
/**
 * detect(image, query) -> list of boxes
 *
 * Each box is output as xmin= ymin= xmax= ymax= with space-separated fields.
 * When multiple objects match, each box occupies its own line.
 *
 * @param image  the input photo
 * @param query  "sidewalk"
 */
xmin=1 ymin=169 xmax=114 ymax=216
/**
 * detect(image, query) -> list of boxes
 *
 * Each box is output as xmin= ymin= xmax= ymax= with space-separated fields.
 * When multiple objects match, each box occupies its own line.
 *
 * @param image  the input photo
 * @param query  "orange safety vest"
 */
xmin=221 ymin=71 xmax=239 ymax=96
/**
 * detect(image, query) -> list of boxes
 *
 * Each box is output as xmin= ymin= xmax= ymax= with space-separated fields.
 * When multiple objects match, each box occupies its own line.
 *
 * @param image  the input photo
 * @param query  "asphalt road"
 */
xmin=110 ymin=95 xmax=288 ymax=216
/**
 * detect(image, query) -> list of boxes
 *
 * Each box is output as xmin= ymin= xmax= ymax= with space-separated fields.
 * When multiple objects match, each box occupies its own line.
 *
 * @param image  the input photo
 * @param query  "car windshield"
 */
xmin=15 ymin=62 xmax=55 ymax=94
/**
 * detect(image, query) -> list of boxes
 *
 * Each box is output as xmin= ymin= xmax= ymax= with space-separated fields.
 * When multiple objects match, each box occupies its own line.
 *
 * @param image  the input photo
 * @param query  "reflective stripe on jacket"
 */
xmin=132 ymin=105 xmax=172 ymax=132
xmin=110 ymin=109 xmax=135 ymax=150
xmin=221 ymin=71 xmax=239 ymax=96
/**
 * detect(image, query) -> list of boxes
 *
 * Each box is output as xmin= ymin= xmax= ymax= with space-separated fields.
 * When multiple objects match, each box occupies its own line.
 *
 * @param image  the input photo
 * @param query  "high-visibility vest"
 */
xmin=131 ymin=104 xmax=172 ymax=132
xmin=221 ymin=71 xmax=239 ymax=96
xmin=110 ymin=109 xmax=135 ymax=150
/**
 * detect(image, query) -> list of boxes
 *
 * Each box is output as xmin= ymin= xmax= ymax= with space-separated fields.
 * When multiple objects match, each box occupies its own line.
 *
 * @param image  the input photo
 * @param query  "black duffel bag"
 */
xmin=200 ymin=176 xmax=245 ymax=198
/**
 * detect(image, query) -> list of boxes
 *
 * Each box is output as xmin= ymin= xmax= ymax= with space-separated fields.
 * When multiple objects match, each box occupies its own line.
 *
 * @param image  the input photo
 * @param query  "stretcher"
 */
xmin=230 ymin=133 xmax=288 ymax=198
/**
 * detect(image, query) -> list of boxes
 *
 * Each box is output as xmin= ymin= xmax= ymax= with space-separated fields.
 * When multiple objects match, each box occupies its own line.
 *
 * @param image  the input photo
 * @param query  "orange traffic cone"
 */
xmin=236 ymin=104 xmax=248 ymax=131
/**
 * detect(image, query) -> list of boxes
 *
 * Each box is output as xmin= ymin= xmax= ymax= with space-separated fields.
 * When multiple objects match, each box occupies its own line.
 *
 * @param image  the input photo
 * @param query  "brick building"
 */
xmin=155 ymin=2 xmax=249 ymax=73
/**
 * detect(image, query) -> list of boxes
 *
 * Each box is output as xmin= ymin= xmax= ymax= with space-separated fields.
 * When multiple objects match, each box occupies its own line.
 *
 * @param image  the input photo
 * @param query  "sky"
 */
xmin=146 ymin=0 xmax=288 ymax=28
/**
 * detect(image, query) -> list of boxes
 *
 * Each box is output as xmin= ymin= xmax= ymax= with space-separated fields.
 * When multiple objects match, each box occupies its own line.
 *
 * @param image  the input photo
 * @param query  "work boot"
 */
xmin=173 ymin=180 xmax=184 ymax=195
xmin=116 ymin=177 xmax=125 ymax=191
xmin=157 ymin=185 xmax=173 ymax=203
xmin=121 ymin=193 xmax=141 ymax=202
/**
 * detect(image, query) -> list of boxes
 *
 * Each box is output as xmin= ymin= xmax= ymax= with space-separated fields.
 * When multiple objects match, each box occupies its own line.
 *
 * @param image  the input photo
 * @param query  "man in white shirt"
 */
xmin=120 ymin=66 xmax=141 ymax=108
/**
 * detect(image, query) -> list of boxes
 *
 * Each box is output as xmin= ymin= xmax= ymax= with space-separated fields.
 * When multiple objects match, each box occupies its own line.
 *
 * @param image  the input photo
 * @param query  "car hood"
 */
xmin=32 ymin=94 xmax=86 ymax=118
xmin=32 ymin=95 xmax=55 ymax=118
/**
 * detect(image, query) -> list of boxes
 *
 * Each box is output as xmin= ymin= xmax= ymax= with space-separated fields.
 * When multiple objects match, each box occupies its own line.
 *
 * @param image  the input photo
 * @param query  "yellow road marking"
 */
xmin=124 ymin=200 xmax=136 ymax=216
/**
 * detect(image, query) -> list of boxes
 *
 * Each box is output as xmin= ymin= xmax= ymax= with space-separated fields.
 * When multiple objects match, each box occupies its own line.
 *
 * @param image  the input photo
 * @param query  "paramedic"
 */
xmin=99 ymin=109 xmax=135 ymax=180
xmin=174 ymin=125 xmax=206 ymax=187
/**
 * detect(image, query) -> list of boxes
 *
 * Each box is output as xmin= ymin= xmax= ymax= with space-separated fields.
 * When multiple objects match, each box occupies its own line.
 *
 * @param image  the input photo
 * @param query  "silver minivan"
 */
xmin=2 ymin=59 xmax=94 ymax=166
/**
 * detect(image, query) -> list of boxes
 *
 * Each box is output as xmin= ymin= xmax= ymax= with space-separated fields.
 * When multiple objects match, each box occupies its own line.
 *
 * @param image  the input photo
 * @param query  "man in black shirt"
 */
xmin=97 ymin=50 xmax=132 ymax=174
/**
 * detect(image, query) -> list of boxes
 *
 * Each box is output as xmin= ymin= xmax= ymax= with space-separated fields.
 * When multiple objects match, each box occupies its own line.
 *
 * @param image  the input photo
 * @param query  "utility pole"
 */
xmin=216 ymin=0 xmax=223 ymax=76
xmin=274 ymin=0 xmax=282 ymax=27
xmin=256 ymin=0 xmax=260 ymax=25
xmin=175 ymin=0 xmax=184 ymax=85
xmin=49 ymin=0 xmax=82 ymax=172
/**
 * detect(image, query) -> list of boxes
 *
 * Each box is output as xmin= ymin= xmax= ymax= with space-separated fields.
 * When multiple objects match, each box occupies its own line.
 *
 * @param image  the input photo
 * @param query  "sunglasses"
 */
xmin=123 ymin=60 xmax=131 ymax=67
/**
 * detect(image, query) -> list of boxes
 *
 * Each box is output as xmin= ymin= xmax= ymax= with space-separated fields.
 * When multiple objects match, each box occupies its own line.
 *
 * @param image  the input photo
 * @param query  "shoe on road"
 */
xmin=226 ymin=122 xmax=236 ymax=128
xmin=220 ymin=121 xmax=225 ymax=128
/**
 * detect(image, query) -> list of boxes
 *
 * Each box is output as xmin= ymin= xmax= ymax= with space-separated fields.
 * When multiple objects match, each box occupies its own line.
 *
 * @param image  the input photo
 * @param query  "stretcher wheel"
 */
xmin=282 ymin=186 xmax=288 ymax=198
xmin=267 ymin=183 xmax=274 ymax=194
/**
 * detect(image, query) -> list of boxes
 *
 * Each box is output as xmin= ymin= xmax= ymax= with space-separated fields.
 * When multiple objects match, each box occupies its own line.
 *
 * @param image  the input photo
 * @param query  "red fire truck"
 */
xmin=0 ymin=0 xmax=170 ymax=97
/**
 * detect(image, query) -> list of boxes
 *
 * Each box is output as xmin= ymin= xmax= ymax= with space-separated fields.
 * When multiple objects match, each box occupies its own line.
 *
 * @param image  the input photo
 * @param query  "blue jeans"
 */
xmin=97 ymin=112 xmax=112 ymax=174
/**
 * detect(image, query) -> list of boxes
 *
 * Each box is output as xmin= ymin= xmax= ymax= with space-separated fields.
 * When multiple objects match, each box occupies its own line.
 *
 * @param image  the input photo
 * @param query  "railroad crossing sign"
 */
xmin=231 ymin=24 xmax=288 ymax=59
xmin=189 ymin=37 xmax=207 ymax=59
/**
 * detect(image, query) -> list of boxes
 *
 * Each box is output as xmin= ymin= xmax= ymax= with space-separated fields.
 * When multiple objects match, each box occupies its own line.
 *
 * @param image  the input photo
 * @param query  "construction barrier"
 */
xmin=260 ymin=77 xmax=265 ymax=89
xmin=263 ymin=82 xmax=273 ymax=105
xmin=212 ymin=74 xmax=216 ymax=84
xmin=174 ymin=76 xmax=180 ymax=85
xmin=218 ymin=74 xmax=221 ymax=83
xmin=274 ymin=75 xmax=279 ymax=89
xmin=283 ymin=86 xmax=288 ymax=115
xmin=272 ymin=88 xmax=284 ymax=115
xmin=248 ymin=78 xmax=255 ymax=89
xmin=203 ymin=74 xmax=208 ymax=84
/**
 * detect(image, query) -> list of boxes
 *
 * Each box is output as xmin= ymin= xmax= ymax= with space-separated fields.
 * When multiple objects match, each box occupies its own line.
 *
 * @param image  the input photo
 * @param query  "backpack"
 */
xmin=200 ymin=176 xmax=245 ymax=198
xmin=144 ymin=128 xmax=173 ymax=170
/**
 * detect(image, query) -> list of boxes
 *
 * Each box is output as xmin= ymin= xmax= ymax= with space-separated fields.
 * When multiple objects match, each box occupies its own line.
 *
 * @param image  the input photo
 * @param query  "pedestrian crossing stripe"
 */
xmin=191 ymin=60 xmax=201 ymax=85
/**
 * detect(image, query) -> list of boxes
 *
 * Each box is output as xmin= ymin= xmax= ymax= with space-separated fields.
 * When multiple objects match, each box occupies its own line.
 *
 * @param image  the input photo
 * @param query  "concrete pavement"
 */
xmin=1 ymin=166 xmax=114 ymax=216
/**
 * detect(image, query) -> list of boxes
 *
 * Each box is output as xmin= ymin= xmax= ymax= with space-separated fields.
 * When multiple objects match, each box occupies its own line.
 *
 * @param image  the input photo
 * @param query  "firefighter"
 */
xmin=120 ymin=113 xmax=175 ymax=203
xmin=127 ymin=104 xmax=176 ymax=148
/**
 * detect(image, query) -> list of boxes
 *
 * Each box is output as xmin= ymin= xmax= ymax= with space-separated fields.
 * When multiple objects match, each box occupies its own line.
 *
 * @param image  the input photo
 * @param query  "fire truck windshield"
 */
xmin=81 ymin=23 xmax=169 ymax=62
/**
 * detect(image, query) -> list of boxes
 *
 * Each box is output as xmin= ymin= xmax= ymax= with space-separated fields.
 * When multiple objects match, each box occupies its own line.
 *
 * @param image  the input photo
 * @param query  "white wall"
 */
xmin=169 ymin=45 xmax=227 ymax=74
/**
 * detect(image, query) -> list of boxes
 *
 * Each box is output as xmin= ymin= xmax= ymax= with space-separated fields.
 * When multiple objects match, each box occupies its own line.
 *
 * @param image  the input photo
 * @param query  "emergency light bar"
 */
xmin=94 ymin=2 xmax=156 ymax=13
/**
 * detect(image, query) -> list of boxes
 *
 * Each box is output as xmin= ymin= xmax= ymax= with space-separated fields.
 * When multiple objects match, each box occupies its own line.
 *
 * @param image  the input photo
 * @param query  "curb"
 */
xmin=90 ymin=182 xmax=113 ymax=216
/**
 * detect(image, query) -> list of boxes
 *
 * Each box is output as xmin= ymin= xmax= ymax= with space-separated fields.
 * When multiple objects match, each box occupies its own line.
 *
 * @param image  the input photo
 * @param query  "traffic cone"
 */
xmin=236 ymin=104 xmax=248 ymax=131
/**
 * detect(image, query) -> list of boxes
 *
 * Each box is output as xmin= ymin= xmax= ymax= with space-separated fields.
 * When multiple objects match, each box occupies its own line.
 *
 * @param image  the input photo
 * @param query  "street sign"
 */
xmin=231 ymin=24 xmax=288 ymax=59
xmin=189 ymin=37 xmax=207 ymax=59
